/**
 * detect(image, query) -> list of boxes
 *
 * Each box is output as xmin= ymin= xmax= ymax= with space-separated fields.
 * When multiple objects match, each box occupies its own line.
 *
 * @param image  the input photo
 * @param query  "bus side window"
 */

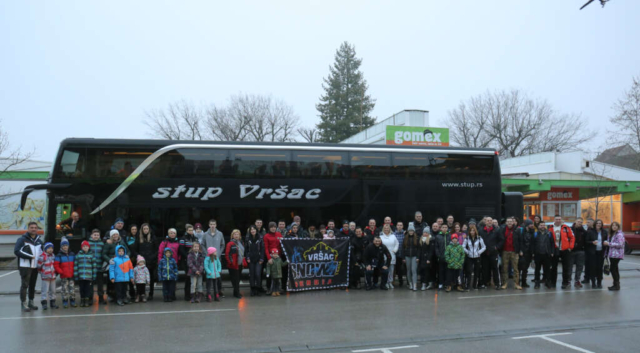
xmin=231 ymin=150 xmax=291 ymax=178
xmin=292 ymin=151 xmax=348 ymax=179
xmin=350 ymin=152 xmax=391 ymax=179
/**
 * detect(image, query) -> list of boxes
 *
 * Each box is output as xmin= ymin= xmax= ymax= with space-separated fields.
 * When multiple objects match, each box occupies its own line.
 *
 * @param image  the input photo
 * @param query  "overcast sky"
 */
xmin=1 ymin=1 xmax=638 ymax=162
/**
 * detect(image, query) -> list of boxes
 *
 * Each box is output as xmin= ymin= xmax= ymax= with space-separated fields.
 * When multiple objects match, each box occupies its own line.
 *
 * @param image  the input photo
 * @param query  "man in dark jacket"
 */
xmin=479 ymin=216 xmax=503 ymax=290
xmin=413 ymin=211 xmax=429 ymax=236
xmin=14 ymin=222 xmax=43 ymax=312
xmin=434 ymin=224 xmax=448 ymax=289
xmin=584 ymin=218 xmax=598 ymax=286
xmin=571 ymin=218 xmax=587 ymax=288
xmin=500 ymin=217 xmax=522 ymax=290
xmin=363 ymin=236 xmax=392 ymax=290
xmin=350 ymin=227 xmax=367 ymax=289
xmin=364 ymin=219 xmax=379 ymax=244
xmin=518 ymin=220 xmax=535 ymax=288
xmin=532 ymin=224 xmax=554 ymax=289
xmin=339 ymin=220 xmax=354 ymax=238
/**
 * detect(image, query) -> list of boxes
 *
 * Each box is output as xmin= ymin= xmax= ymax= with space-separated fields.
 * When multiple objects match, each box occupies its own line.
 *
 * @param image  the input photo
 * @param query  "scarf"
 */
xmin=234 ymin=240 xmax=245 ymax=265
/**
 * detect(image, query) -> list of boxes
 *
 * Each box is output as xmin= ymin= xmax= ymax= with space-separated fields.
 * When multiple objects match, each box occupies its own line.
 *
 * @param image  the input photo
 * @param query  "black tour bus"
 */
xmin=21 ymin=138 xmax=522 ymax=251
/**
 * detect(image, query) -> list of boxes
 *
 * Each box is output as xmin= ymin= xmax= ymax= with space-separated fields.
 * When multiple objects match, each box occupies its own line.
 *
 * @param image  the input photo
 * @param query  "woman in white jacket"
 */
xmin=380 ymin=224 xmax=399 ymax=289
xmin=462 ymin=225 xmax=486 ymax=290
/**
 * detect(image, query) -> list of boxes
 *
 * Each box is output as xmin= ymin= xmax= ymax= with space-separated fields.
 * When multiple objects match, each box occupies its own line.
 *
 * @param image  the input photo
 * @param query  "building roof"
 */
xmin=595 ymin=145 xmax=640 ymax=171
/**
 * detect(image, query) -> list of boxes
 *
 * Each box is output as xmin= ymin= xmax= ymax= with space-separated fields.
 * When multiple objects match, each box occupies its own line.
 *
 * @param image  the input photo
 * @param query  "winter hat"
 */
xmin=207 ymin=247 xmax=217 ymax=256
xmin=451 ymin=234 xmax=459 ymax=241
xmin=195 ymin=223 xmax=203 ymax=230
xmin=44 ymin=242 xmax=54 ymax=251
xmin=342 ymin=220 xmax=349 ymax=226
xmin=468 ymin=218 xmax=477 ymax=226
xmin=114 ymin=218 xmax=124 ymax=225
xmin=137 ymin=255 xmax=145 ymax=263
xmin=268 ymin=221 xmax=277 ymax=229
xmin=408 ymin=222 xmax=416 ymax=232
xmin=60 ymin=237 xmax=69 ymax=247
xmin=524 ymin=219 xmax=534 ymax=227
xmin=271 ymin=248 xmax=279 ymax=254
xmin=109 ymin=229 xmax=119 ymax=238
xmin=81 ymin=240 xmax=90 ymax=249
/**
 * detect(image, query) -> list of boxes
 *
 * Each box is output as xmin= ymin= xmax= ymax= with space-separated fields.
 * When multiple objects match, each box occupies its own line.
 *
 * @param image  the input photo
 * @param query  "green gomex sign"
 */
xmin=385 ymin=126 xmax=450 ymax=146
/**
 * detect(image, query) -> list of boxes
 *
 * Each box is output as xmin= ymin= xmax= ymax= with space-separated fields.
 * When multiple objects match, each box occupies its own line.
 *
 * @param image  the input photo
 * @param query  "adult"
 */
xmin=418 ymin=227 xmax=434 ymax=290
xmin=245 ymin=225 xmax=265 ymax=296
xmin=436 ymin=217 xmax=444 ymax=227
xmin=350 ymin=227 xmax=367 ymax=289
xmin=276 ymin=220 xmax=288 ymax=236
xmin=394 ymin=221 xmax=406 ymax=287
xmin=15 ymin=222 xmax=43 ymax=312
xmin=383 ymin=216 xmax=396 ymax=232
xmin=500 ymin=217 xmax=522 ymax=290
xmin=413 ymin=211 xmax=430 ymax=236
xmin=431 ymin=222 xmax=440 ymax=237
xmin=533 ymin=215 xmax=543 ymax=230
xmin=349 ymin=222 xmax=357 ymax=234
xmin=434 ymin=223 xmax=448 ymax=289
xmin=225 ymin=230 xmax=244 ymax=298
xmin=326 ymin=220 xmax=336 ymax=233
xmin=285 ymin=224 xmax=305 ymax=238
xmin=112 ymin=218 xmax=128 ymax=240
xmin=402 ymin=223 xmax=420 ymax=291
xmin=547 ymin=215 xmax=575 ymax=289
xmin=446 ymin=215 xmax=455 ymax=230
xmin=518 ymin=220 xmax=535 ymax=288
xmin=339 ymin=220 xmax=354 ymax=238
xmin=57 ymin=211 xmax=86 ymax=237
xmin=463 ymin=225 xmax=485 ymax=290
xmin=289 ymin=215 xmax=307 ymax=237
xmin=202 ymin=219 xmax=225 ymax=296
xmin=180 ymin=224 xmax=198 ymax=301
xmin=532 ymin=224 xmax=554 ymax=289
xmin=247 ymin=219 xmax=266 ymax=238
xmin=307 ymin=225 xmax=321 ymax=239
xmin=571 ymin=217 xmax=587 ymax=288
xmin=603 ymin=222 xmax=625 ymax=291
xmin=592 ymin=219 xmax=606 ymax=288
xmin=479 ymin=216 xmax=503 ymax=290
xmin=363 ymin=236 xmax=392 ymax=290
xmin=364 ymin=219 xmax=380 ymax=245
xmin=264 ymin=222 xmax=285 ymax=294
xmin=103 ymin=229 xmax=129 ymax=300
xmin=380 ymin=224 xmax=399 ymax=289
xmin=136 ymin=223 xmax=158 ymax=300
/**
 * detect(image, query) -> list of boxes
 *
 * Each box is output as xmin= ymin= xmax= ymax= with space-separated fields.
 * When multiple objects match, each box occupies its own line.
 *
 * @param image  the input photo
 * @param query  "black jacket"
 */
xmin=136 ymin=234 xmax=158 ymax=267
xmin=413 ymin=220 xmax=429 ymax=236
xmin=339 ymin=228 xmax=355 ymax=238
xmin=350 ymin=236 xmax=366 ymax=264
xmin=434 ymin=232 xmax=447 ymax=260
xmin=418 ymin=238 xmax=434 ymax=269
xmin=479 ymin=226 xmax=504 ymax=255
xmin=519 ymin=227 xmax=535 ymax=257
xmin=532 ymin=228 xmax=554 ymax=255
xmin=500 ymin=225 xmax=522 ymax=253
xmin=572 ymin=225 xmax=587 ymax=251
xmin=363 ymin=243 xmax=391 ymax=268
xmin=402 ymin=232 xmax=421 ymax=258
xmin=585 ymin=228 xmax=598 ymax=254
xmin=245 ymin=234 xmax=264 ymax=263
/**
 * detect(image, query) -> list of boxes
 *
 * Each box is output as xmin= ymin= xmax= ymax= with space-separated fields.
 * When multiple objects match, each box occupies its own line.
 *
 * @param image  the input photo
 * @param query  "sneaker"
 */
xmin=421 ymin=283 xmax=427 ymax=291
xmin=501 ymin=283 xmax=508 ymax=290
xmin=21 ymin=302 xmax=31 ymax=312
xmin=413 ymin=285 xmax=418 ymax=291
xmin=41 ymin=300 xmax=48 ymax=311
xmin=389 ymin=283 xmax=394 ymax=289
xmin=50 ymin=300 xmax=59 ymax=309
xmin=135 ymin=297 xmax=140 ymax=303
xmin=534 ymin=283 xmax=540 ymax=289
xmin=62 ymin=300 xmax=69 ymax=309
xmin=575 ymin=281 xmax=583 ymax=288
xmin=207 ymin=295 xmax=212 ymax=302
xmin=190 ymin=296 xmax=195 ymax=304
xmin=123 ymin=298 xmax=130 ymax=304
xmin=69 ymin=299 xmax=77 ymax=308
xmin=426 ymin=283 xmax=435 ymax=290
xmin=142 ymin=296 xmax=147 ymax=303
xmin=445 ymin=286 xmax=451 ymax=292
xmin=561 ymin=283 xmax=568 ymax=290
xmin=478 ymin=284 xmax=486 ymax=289
xmin=438 ymin=284 xmax=443 ymax=290
xmin=515 ymin=285 xmax=522 ymax=290
xmin=117 ymin=301 xmax=124 ymax=306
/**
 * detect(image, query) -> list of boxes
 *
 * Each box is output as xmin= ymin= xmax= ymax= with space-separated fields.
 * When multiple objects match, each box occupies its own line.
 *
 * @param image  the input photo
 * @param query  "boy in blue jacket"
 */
xmin=109 ymin=245 xmax=134 ymax=306
xmin=159 ymin=247 xmax=178 ymax=302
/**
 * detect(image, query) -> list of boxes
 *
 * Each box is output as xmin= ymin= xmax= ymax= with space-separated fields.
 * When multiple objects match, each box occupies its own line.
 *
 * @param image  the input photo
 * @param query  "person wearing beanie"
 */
xmin=74 ymin=240 xmax=97 ymax=307
xmin=265 ymin=248 xmax=288 ymax=297
xmin=263 ymin=222 xmax=284 ymax=294
xmin=158 ymin=247 xmax=178 ymax=302
xmin=194 ymin=223 xmax=205 ymax=243
xmin=204 ymin=247 xmax=222 ymax=302
xmin=109 ymin=245 xmax=134 ymax=306
xmin=38 ymin=242 xmax=58 ymax=310
xmin=518 ymin=220 xmax=536 ymax=288
xmin=402 ymin=222 xmax=420 ymax=291
xmin=87 ymin=229 xmax=106 ymax=304
xmin=113 ymin=218 xmax=128 ymax=239
xmin=133 ymin=255 xmax=150 ymax=303
xmin=444 ymin=234 xmax=465 ymax=292
xmin=102 ymin=228 xmax=129 ymax=302
xmin=55 ymin=237 xmax=76 ymax=308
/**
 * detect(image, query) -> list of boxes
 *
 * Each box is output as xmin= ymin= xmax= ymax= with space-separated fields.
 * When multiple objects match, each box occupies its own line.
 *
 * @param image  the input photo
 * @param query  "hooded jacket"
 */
xmin=445 ymin=242 xmax=465 ymax=270
xmin=418 ymin=236 xmax=434 ymax=268
xmin=266 ymin=255 xmax=287 ymax=279
xmin=187 ymin=249 xmax=205 ymax=276
xmin=245 ymin=233 xmax=265 ymax=263
xmin=519 ymin=226 xmax=535 ymax=257
xmin=14 ymin=233 xmax=43 ymax=269
xmin=109 ymin=245 xmax=134 ymax=282
xmin=38 ymin=252 xmax=56 ymax=280
xmin=158 ymin=236 xmax=180 ymax=264
xmin=201 ymin=228 xmax=225 ymax=258
xmin=532 ymin=228 xmax=554 ymax=255
xmin=158 ymin=248 xmax=178 ymax=281
xmin=74 ymin=250 xmax=97 ymax=281
xmin=204 ymin=256 xmax=222 ymax=279
xmin=363 ymin=243 xmax=391 ymax=268
xmin=54 ymin=249 xmax=76 ymax=279
xmin=605 ymin=230 xmax=625 ymax=260
xmin=136 ymin=233 xmax=158 ymax=267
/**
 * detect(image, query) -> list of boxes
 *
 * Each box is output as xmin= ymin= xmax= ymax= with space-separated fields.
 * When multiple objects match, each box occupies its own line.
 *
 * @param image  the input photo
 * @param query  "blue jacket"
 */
xmin=204 ymin=256 xmax=222 ymax=279
xmin=109 ymin=245 xmax=134 ymax=282
xmin=158 ymin=248 xmax=178 ymax=281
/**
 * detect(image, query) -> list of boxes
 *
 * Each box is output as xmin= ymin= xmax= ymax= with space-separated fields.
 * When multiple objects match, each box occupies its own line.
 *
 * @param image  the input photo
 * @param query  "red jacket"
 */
xmin=225 ymin=241 xmax=241 ymax=270
xmin=263 ymin=232 xmax=283 ymax=261
xmin=54 ymin=251 xmax=75 ymax=279
xmin=548 ymin=224 xmax=575 ymax=251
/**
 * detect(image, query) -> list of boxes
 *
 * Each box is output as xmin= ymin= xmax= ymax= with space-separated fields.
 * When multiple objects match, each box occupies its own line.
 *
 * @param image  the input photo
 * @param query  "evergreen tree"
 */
xmin=316 ymin=42 xmax=376 ymax=143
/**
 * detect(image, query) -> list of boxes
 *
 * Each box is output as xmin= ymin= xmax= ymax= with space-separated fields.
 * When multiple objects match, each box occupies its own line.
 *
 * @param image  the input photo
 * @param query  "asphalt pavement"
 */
xmin=0 ymin=254 xmax=639 ymax=353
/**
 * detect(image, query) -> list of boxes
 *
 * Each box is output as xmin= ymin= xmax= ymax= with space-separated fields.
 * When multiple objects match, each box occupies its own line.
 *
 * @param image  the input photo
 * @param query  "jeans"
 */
xmin=465 ymin=257 xmax=481 ymax=288
xmin=114 ymin=282 xmax=127 ymax=302
xmin=387 ymin=264 xmax=396 ymax=284
xmin=206 ymin=278 xmax=219 ymax=297
xmin=248 ymin=261 xmax=263 ymax=289
xmin=482 ymin=253 xmax=500 ymax=286
xmin=502 ymin=251 xmax=519 ymax=286
xmin=405 ymin=257 xmax=418 ymax=287
xmin=190 ymin=275 xmax=203 ymax=294
xmin=270 ymin=278 xmax=281 ymax=293
xmin=365 ymin=267 xmax=389 ymax=288
xmin=534 ymin=254 xmax=550 ymax=284
xmin=41 ymin=279 xmax=56 ymax=301
xmin=78 ymin=280 xmax=92 ymax=299
xmin=162 ymin=280 xmax=176 ymax=299
xmin=60 ymin=278 xmax=75 ymax=301
xmin=571 ymin=250 xmax=585 ymax=283
xmin=610 ymin=258 xmax=621 ymax=284
xmin=229 ymin=268 xmax=241 ymax=296
xmin=19 ymin=268 xmax=38 ymax=302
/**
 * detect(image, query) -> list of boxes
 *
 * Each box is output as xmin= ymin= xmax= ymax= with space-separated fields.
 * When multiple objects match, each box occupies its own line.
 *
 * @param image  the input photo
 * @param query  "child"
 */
xmin=88 ymin=229 xmax=105 ymax=304
xmin=38 ymin=242 xmax=58 ymax=310
xmin=54 ymin=237 xmax=76 ymax=308
xmin=444 ymin=234 xmax=465 ymax=292
xmin=187 ymin=242 xmax=205 ymax=303
xmin=109 ymin=245 xmax=134 ymax=306
xmin=74 ymin=240 xmax=97 ymax=307
xmin=204 ymin=247 xmax=222 ymax=302
xmin=266 ymin=248 xmax=288 ymax=297
xmin=158 ymin=247 xmax=178 ymax=302
xmin=134 ymin=255 xmax=150 ymax=302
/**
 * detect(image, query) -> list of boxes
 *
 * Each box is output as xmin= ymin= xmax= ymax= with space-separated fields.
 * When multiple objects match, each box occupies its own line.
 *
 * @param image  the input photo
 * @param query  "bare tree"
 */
xmin=144 ymin=101 xmax=203 ymax=140
xmin=609 ymin=76 xmax=640 ymax=168
xmin=446 ymin=89 xmax=593 ymax=157
xmin=584 ymin=161 xmax=616 ymax=220
xmin=298 ymin=127 xmax=320 ymax=143
xmin=0 ymin=119 xmax=35 ymax=177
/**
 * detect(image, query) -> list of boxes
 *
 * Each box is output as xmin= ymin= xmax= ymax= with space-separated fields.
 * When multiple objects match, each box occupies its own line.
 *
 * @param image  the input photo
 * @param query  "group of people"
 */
xmin=14 ymin=212 xmax=627 ymax=312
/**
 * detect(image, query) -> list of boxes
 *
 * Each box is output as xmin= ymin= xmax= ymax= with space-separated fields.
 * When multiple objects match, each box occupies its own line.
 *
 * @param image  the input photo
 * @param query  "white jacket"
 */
xmin=463 ymin=236 xmax=486 ymax=259
xmin=380 ymin=232 xmax=399 ymax=265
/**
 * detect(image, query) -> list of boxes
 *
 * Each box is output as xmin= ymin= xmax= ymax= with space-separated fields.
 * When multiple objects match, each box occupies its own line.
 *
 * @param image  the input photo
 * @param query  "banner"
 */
xmin=385 ymin=125 xmax=450 ymax=146
xmin=280 ymin=238 xmax=350 ymax=292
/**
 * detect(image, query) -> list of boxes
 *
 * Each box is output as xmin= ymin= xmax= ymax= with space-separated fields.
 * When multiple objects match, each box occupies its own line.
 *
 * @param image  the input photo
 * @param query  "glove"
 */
xmin=266 ymin=274 xmax=270 ymax=278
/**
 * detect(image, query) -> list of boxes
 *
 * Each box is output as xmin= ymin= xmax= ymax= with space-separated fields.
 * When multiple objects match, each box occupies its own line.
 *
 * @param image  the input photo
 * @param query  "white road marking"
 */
xmin=513 ymin=332 xmax=594 ymax=353
xmin=459 ymin=288 xmax=603 ymax=299
xmin=352 ymin=345 xmax=419 ymax=353
xmin=0 ymin=308 xmax=235 ymax=320
xmin=0 ymin=271 xmax=17 ymax=279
